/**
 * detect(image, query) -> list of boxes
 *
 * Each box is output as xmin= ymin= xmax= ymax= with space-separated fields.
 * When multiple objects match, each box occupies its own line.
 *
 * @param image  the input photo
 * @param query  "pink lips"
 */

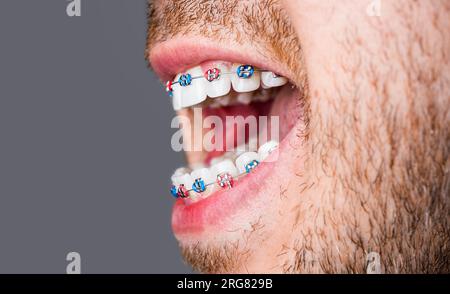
xmin=148 ymin=37 xmax=293 ymax=83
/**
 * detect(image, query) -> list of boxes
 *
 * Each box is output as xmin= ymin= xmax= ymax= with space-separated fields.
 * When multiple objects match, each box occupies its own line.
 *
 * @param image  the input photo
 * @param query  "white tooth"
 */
xmin=179 ymin=66 xmax=207 ymax=108
xmin=177 ymin=173 xmax=194 ymax=190
xmin=189 ymin=163 xmax=205 ymax=170
xmin=254 ymin=89 xmax=271 ymax=102
xmin=234 ymin=139 xmax=257 ymax=158
xmin=247 ymin=137 xmax=259 ymax=152
xmin=206 ymin=64 xmax=232 ymax=98
xmin=191 ymin=167 xmax=213 ymax=184
xmin=235 ymin=152 xmax=260 ymax=174
xmin=258 ymin=140 xmax=279 ymax=162
xmin=223 ymin=151 xmax=235 ymax=160
xmin=211 ymin=152 xmax=236 ymax=167
xmin=172 ymin=82 xmax=183 ymax=111
xmin=234 ymin=144 xmax=248 ymax=156
xmin=217 ymin=95 xmax=231 ymax=106
xmin=231 ymin=64 xmax=261 ymax=93
xmin=171 ymin=167 xmax=190 ymax=185
xmin=210 ymin=159 xmax=239 ymax=177
xmin=174 ymin=167 xmax=190 ymax=175
xmin=236 ymin=92 xmax=253 ymax=105
xmin=261 ymin=72 xmax=288 ymax=88
xmin=261 ymin=83 xmax=271 ymax=89
xmin=210 ymin=155 xmax=226 ymax=166
xmin=209 ymin=100 xmax=221 ymax=109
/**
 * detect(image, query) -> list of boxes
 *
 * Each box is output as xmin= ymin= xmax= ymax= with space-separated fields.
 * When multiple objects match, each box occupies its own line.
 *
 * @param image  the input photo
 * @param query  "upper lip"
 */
xmin=148 ymin=36 xmax=294 ymax=83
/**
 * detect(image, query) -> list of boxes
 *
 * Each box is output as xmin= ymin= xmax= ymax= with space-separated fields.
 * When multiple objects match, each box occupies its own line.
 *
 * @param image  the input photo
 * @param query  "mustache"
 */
xmin=145 ymin=0 xmax=304 ymax=80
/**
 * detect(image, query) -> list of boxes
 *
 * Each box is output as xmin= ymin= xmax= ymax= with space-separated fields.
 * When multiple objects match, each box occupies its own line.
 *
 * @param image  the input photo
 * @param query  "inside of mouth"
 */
xmin=202 ymin=90 xmax=275 ymax=165
xmin=170 ymin=65 xmax=300 ymax=203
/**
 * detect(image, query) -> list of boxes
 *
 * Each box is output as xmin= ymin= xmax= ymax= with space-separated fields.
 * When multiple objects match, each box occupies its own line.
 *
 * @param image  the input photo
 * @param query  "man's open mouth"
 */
xmin=149 ymin=40 xmax=306 ymax=240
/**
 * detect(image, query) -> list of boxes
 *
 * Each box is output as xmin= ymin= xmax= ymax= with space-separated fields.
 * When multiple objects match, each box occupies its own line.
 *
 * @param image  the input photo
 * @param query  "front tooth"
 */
xmin=261 ymin=72 xmax=288 ymax=88
xmin=231 ymin=64 xmax=261 ymax=93
xmin=191 ymin=167 xmax=213 ymax=184
xmin=235 ymin=143 xmax=248 ymax=157
xmin=236 ymin=92 xmax=253 ymax=105
xmin=247 ymin=137 xmax=259 ymax=152
xmin=254 ymin=89 xmax=271 ymax=102
xmin=205 ymin=64 xmax=232 ymax=98
xmin=210 ymin=152 xmax=233 ymax=166
xmin=179 ymin=66 xmax=207 ymax=108
xmin=176 ymin=173 xmax=194 ymax=190
xmin=209 ymin=100 xmax=221 ymax=108
xmin=189 ymin=163 xmax=205 ymax=170
xmin=217 ymin=95 xmax=231 ymax=106
xmin=171 ymin=167 xmax=191 ymax=185
xmin=258 ymin=140 xmax=279 ymax=162
xmin=172 ymin=82 xmax=183 ymax=111
xmin=210 ymin=156 xmax=224 ymax=166
xmin=210 ymin=159 xmax=239 ymax=177
xmin=235 ymin=152 xmax=260 ymax=174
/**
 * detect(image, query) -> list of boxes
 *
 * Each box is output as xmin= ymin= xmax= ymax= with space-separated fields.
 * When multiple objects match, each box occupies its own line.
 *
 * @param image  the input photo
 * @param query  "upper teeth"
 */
xmin=170 ymin=140 xmax=279 ymax=201
xmin=261 ymin=71 xmax=288 ymax=88
xmin=172 ymin=66 xmax=207 ymax=110
xmin=206 ymin=64 xmax=231 ymax=98
xmin=167 ymin=64 xmax=287 ymax=110
xmin=231 ymin=64 xmax=261 ymax=93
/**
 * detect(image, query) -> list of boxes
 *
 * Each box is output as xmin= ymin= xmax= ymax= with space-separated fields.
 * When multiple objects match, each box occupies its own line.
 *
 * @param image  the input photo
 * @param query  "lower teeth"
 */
xmin=170 ymin=140 xmax=279 ymax=201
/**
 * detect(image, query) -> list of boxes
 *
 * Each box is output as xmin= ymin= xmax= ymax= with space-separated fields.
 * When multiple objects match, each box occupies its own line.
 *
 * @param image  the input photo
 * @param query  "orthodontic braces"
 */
xmin=170 ymin=159 xmax=260 ymax=199
xmin=165 ymin=65 xmax=282 ymax=97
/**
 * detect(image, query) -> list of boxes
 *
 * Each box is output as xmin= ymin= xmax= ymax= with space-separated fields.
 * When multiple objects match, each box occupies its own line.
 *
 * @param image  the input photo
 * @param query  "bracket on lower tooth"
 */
xmin=217 ymin=173 xmax=234 ymax=189
xmin=192 ymin=178 xmax=206 ymax=193
xmin=169 ymin=151 xmax=273 ymax=198
xmin=245 ymin=160 xmax=259 ymax=173
xmin=177 ymin=184 xmax=190 ymax=198
xmin=170 ymin=168 xmax=250 ymax=198
xmin=170 ymin=185 xmax=178 ymax=198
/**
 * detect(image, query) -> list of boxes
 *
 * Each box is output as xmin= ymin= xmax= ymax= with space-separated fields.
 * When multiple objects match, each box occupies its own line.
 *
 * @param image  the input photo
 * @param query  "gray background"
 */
xmin=0 ymin=0 xmax=191 ymax=273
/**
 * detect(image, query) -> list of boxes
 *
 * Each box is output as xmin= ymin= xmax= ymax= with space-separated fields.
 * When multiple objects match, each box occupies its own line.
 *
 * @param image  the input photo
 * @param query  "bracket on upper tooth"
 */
xmin=178 ymin=74 xmax=192 ymax=87
xmin=166 ymin=81 xmax=174 ymax=97
xmin=164 ymin=65 xmax=286 ymax=97
xmin=236 ymin=65 xmax=254 ymax=79
xmin=204 ymin=68 xmax=221 ymax=82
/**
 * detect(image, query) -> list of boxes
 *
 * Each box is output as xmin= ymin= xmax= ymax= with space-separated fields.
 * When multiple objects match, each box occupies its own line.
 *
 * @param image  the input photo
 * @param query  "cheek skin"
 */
xmin=278 ymin=0 xmax=450 ymax=273
xmin=281 ymin=0 xmax=397 ymax=193
xmin=277 ymin=0 xmax=387 ymax=271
